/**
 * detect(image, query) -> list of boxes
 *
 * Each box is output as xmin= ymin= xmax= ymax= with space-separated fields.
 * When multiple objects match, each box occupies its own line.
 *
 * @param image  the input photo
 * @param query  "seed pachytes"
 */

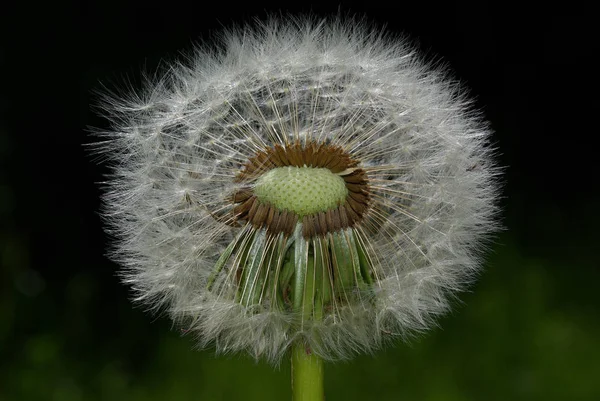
xmin=232 ymin=141 xmax=370 ymax=237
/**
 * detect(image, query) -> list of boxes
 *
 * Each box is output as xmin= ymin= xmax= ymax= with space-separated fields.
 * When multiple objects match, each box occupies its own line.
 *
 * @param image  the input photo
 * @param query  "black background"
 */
xmin=2 ymin=2 xmax=599 ymax=400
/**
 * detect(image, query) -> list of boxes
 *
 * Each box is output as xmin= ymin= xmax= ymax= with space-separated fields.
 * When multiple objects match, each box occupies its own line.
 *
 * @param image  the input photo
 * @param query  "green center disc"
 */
xmin=254 ymin=166 xmax=348 ymax=216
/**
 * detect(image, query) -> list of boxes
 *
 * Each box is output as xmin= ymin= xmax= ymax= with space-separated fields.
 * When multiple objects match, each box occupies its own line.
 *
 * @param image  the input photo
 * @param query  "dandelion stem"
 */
xmin=291 ymin=224 xmax=325 ymax=400
xmin=292 ymin=342 xmax=324 ymax=401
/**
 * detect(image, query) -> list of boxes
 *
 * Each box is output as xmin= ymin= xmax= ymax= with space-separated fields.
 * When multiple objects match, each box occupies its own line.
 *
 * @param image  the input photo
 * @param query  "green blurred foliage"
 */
xmin=2 ymin=231 xmax=599 ymax=401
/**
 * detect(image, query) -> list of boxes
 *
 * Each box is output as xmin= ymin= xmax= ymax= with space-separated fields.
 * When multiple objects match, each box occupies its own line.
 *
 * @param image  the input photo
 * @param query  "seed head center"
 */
xmin=254 ymin=166 xmax=348 ymax=216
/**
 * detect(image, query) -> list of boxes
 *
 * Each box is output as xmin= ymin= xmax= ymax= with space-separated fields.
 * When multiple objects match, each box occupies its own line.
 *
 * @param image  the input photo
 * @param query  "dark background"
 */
xmin=2 ymin=2 xmax=599 ymax=400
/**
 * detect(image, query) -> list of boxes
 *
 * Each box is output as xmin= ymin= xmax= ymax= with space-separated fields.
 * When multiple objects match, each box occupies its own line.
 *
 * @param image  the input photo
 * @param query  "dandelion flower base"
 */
xmin=254 ymin=166 xmax=348 ymax=216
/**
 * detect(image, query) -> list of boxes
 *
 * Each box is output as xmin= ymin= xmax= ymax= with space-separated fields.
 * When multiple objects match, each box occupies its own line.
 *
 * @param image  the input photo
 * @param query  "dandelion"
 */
xmin=94 ymin=16 xmax=499 ymax=399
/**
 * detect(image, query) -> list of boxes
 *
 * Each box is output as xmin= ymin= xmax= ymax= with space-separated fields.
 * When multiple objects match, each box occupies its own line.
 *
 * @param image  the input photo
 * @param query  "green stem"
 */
xmin=290 ymin=225 xmax=325 ymax=400
xmin=292 ymin=342 xmax=324 ymax=401
xmin=292 ymin=224 xmax=325 ymax=401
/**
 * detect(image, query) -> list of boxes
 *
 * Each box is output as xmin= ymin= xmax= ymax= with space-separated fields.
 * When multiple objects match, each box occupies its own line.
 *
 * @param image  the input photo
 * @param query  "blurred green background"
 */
xmin=2 ymin=3 xmax=598 ymax=400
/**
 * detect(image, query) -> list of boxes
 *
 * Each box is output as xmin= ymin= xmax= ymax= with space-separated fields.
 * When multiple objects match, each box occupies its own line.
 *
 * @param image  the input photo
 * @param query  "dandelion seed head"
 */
xmin=94 ymin=15 xmax=501 ymax=363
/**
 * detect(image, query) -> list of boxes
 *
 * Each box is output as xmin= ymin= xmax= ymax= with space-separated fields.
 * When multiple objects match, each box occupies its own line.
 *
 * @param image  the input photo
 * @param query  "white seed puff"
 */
xmin=94 ymin=17 xmax=500 ymax=363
